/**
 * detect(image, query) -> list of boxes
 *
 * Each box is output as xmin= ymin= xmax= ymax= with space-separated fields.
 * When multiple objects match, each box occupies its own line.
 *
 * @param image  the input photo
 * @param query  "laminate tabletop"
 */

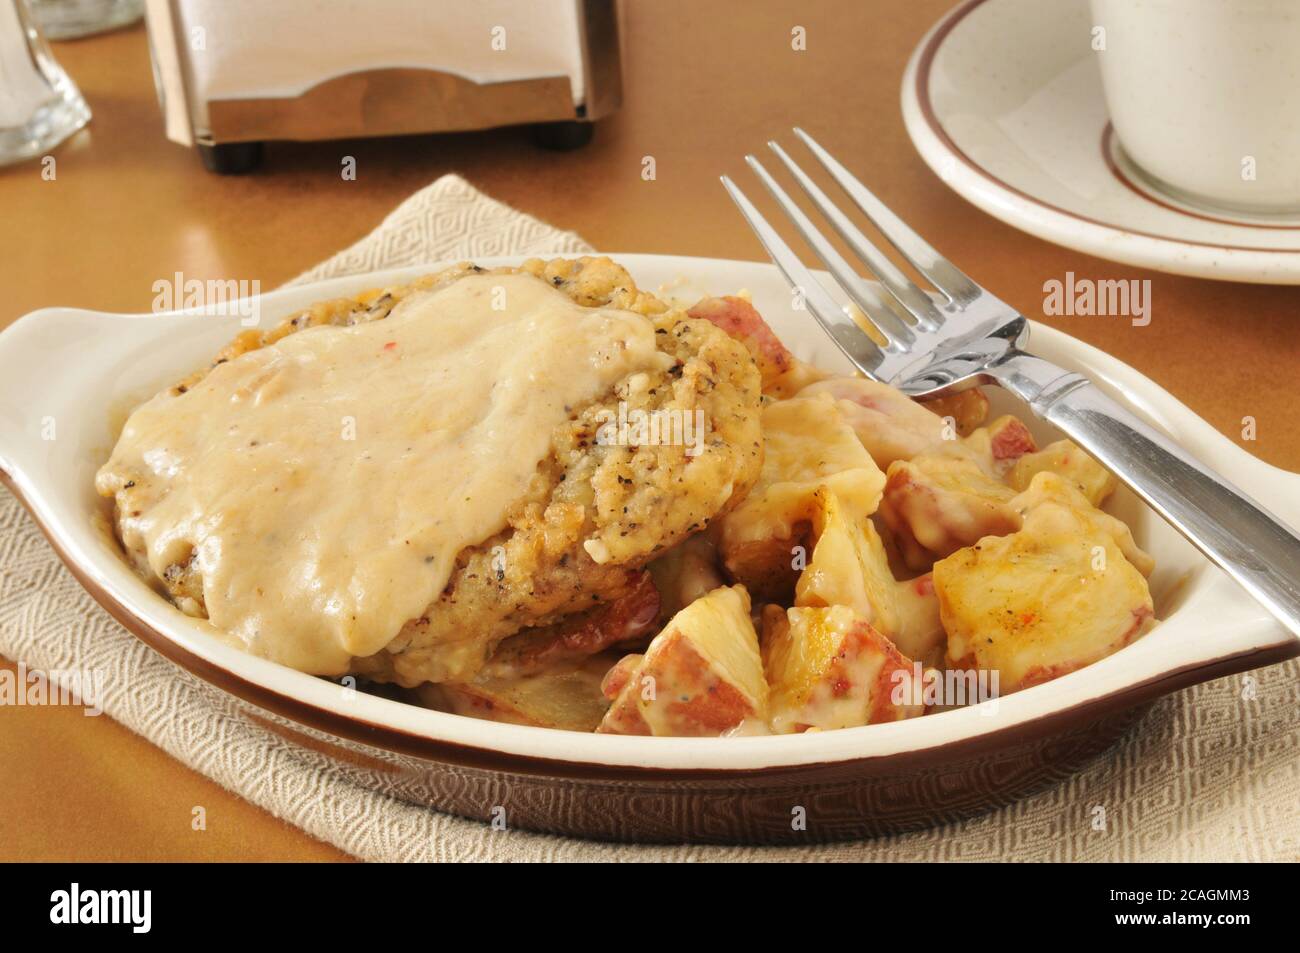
xmin=1 ymin=0 xmax=1296 ymax=861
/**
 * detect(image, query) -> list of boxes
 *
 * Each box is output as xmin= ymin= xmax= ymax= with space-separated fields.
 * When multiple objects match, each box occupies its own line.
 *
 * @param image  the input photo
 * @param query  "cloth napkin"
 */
xmin=2 ymin=174 xmax=1298 ymax=862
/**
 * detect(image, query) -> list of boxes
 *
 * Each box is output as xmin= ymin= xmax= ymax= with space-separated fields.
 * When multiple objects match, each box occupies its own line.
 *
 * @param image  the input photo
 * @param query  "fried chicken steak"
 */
xmin=96 ymin=258 xmax=763 ymax=686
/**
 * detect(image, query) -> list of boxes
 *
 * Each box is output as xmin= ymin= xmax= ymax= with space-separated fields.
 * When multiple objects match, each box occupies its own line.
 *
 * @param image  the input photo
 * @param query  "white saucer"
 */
xmin=901 ymin=0 xmax=1300 ymax=284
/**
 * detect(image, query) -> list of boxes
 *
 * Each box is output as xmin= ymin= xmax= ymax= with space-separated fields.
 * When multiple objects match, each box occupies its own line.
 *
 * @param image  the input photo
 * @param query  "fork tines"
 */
xmin=722 ymin=128 xmax=982 ymax=384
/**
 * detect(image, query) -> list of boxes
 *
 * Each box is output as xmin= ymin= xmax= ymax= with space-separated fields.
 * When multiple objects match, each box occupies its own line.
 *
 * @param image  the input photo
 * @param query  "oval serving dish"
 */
xmin=1 ymin=253 xmax=1296 ymax=844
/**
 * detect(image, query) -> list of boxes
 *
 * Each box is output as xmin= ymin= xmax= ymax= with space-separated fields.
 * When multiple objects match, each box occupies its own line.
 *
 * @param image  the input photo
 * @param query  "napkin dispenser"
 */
xmin=143 ymin=0 xmax=622 ymax=173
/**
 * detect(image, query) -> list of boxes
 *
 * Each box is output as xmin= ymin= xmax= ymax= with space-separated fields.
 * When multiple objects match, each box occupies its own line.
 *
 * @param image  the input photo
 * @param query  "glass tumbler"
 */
xmin=28 ymin=0 xmax=142 ymax=40
xmin=0 ymin=0 xmax=90 ymax=167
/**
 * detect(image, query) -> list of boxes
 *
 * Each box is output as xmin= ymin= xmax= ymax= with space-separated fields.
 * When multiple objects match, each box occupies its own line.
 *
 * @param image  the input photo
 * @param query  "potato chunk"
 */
xmin=797 ymin=377 xmax=953 ymax=469
xmin=762 ymin=605 xmax=925 ymax=733
xmin=718 ymin=392 xmax=884 ymax=601
xmin=934 ymin=491 xmax=1155 ymax=694
xmin=796 ymin=489 xmax=898 ymax=627
xmin=1010 ymin=471 xmax=1153 ymax=576
xmin=597 ymin=585 xmax=768 ymax=736
xmin=686 ymin=295 xmax=826 ymax=398
xmin=879 ymin=454 xmax=1020 ymax=571
xmin=916 ymin=388 xmax=990 ymax=437
xmin=789 ymin=489 xmax=946 ymax=667
xmin=1006 ymin=439 xmax=1118 ymax=507
xmin=892 ymin=571 xmax=946 ymax=670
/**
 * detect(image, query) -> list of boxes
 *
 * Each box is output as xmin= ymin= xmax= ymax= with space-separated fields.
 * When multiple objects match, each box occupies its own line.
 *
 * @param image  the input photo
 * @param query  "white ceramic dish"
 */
xmin=901 ymin=0 xmax=1300 ymax=284
xmin=2 ymin=253 xmax=1296 ymax=842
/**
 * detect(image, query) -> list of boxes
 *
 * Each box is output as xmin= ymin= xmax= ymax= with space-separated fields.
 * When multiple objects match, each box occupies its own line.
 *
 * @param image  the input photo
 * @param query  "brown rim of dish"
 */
xmin=914 ymin=0 xmax=1300 ymax=253
xmin=5 ymin=466 xmax=1298 ymax=783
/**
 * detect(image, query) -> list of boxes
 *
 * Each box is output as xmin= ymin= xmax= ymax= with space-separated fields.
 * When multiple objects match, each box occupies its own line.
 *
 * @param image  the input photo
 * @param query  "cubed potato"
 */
xmin=892 ymin=571 xmax=946 ymax=670
xmin=1010 ymin=471 xmax=1152 ymax=576
xmin=879 ymin=454 xmax=1020 ymax=571
xmin=597 ymin=585 xmax=768 ymax=736
xmin=718 ymin=392 xmax=884 ymax=601
xmin=762 ymin=605 xmax=925 ymax=733
xmin=795 ymin=488 xmax=899 ymax=629
xmin=916 ymin=388 xmax=990 ymax=437
xmin=797 ymin=376 xmax=953 ymax=469
xmin=954 ymin=414 xmax=1039 ymax=476
xmin=934 ymin=490 xmax=1155 ymax=694
xmin=793 ymin=488 xmax=947 ymax=667
xmin=1006 ymin=439 xmax=1118 ymax=507
xmin=417 ymin=653 xmax=615 ymax=732
xmin=686 ymin=295 xmax=826 ymax=398
xmin=598 ymin=653 xmax=643 ymax=701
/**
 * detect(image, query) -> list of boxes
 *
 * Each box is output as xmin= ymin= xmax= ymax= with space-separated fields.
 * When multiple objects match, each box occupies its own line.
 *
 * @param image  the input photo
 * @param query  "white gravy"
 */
xmin=97 ymin=273 xmax=668 ymax=674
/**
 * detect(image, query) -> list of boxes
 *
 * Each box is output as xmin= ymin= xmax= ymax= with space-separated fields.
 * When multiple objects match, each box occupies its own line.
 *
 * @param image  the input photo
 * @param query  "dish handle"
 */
xmin=0 ymin=307 xmax=128 ymax=488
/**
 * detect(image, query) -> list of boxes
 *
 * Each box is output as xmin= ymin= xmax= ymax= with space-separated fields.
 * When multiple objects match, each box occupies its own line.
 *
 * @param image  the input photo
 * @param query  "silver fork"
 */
xmin=723 ymin=128 xmax=1300 ymax=638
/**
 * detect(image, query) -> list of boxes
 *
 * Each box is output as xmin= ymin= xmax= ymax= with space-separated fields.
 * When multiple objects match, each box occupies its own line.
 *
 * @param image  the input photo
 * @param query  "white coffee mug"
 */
xmin=1091 ymin=0 xmax=1300 ymax=213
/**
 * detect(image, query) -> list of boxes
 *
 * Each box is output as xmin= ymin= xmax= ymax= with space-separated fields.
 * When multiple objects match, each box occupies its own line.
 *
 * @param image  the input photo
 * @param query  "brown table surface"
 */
xmin=2 ymin=1 xmax=1297 ymax=862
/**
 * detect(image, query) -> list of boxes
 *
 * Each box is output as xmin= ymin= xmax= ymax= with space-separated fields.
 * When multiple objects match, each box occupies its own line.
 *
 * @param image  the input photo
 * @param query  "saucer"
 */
xmin=901 ymin=0 xmax=1300 ymax=284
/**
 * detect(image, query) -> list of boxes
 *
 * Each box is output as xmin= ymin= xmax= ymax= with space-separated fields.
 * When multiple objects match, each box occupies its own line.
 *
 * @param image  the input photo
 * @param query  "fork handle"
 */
xmin=992 ymin=351 xmax=1300 ymax=638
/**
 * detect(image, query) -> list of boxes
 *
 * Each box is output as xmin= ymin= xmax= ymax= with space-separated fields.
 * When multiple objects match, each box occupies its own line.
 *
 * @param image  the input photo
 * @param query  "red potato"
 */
xmin=599 ymin=653 xmax=642 ymax=701
xmin=988 ymin=414 xmax=1038 ymax=466
xmin=876 ymin=401 xmax=1136 ymax=572
xmin=762 ymin=605 xmax=926 ymax=733
xmin=597 ymin=585 xmax=768 ymax=736
xmin=1006 ymin=439 xmax=1118 ymax=507
xmin=892 ymin=571 xmax=946 ymax=670
xmin=798 ymin=377 xmax=954 ymax=469
xmin=717 ymin=392 xmax=885 ymax=602
xmin=947 ymin=413 xmax=1039 ymax=476
xmin=795 ymin=488 xmax=898 ymax=628
xmin=1008 ymin=471 xmax=1153 ymax=576
xmin=934 ymin=473 xmax=1155 ymax=694
xmin=791 ymin=487 xmax=948 ymax=667
xmin=796 ymin=376 xmax=1034 ymax=478
xmin=916 ymin=388 xmax=990 ymax=437
xmin=878 ymin=454 xmax=1021 ymax=572
xmin=877 ymin=414 xmax=1127 ymax=577
xmin=687 ymin=295 xmax=825 ymax=398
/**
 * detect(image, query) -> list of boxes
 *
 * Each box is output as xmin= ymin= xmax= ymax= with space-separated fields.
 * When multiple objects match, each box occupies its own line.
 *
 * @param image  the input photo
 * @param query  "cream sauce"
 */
xmin=97 ymin=273 xmax=669 ymax=674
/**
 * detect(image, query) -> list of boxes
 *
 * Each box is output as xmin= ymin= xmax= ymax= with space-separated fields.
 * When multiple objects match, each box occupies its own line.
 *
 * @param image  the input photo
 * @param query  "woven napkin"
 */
xmin=3 ymin=174 xmax=1298 ymax=862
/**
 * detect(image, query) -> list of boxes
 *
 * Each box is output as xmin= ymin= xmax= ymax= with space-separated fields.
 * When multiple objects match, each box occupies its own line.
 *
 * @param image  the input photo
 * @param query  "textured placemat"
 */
xmin=2 ymin=174 xmax=1298 ymax=861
